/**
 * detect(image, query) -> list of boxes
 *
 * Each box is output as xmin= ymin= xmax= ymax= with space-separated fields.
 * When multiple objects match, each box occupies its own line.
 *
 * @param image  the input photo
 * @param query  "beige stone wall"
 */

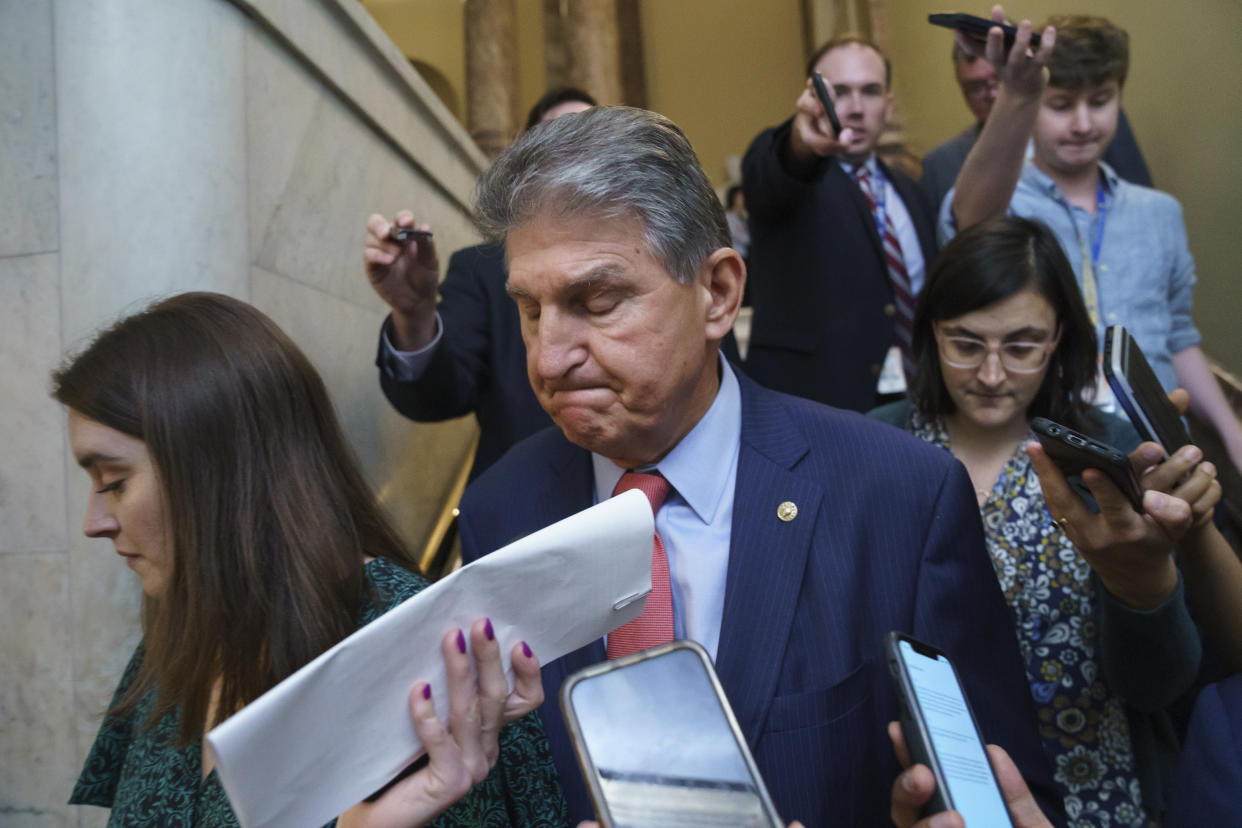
xmin=0 ymin=0 xmax=480 ymax=823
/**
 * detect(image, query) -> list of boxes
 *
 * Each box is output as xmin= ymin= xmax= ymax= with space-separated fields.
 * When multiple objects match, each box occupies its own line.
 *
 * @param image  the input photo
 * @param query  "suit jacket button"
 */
xmin=777 ymin=501 xmax=798 ymax=522
xmin=884 ymin=303 xmax=896 ymax=317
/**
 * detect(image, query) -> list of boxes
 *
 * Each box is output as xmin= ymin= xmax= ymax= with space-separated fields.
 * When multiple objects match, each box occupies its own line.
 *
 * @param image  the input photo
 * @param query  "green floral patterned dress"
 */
xmin=69 ymin=557 xmax=568 ymax=827
xmin=912 ymin=413 xmax=1150 ymax=828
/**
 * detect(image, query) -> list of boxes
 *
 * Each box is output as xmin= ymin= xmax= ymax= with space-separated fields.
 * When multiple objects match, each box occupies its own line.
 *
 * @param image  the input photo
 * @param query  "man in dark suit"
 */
xmin=366 ymin=88 xmax=595 ymax=481
xmin=455 ymin=106 xmax=1063 ymax=826
xmin=743 ymin=35 xmax=937 ymax=413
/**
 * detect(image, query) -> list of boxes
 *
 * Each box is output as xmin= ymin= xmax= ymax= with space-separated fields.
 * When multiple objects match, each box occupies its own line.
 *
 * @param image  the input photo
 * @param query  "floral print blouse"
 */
xmin=912 ymin=413 xmax=1150 ymax=828
xmin=70 ymin=557 xmax=567 ymax=828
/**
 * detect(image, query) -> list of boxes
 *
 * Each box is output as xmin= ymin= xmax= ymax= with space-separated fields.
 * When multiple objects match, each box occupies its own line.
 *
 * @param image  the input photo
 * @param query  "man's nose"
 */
xmin=83 ymin=495 xmax=119 ymax=539
xmin=1071 ymin=102 xmax=1091 ymax=131
xmin=837 ymin=90 xmax=864 ymax=116
xmin=531 ymin=309 xmax=586 ymax=379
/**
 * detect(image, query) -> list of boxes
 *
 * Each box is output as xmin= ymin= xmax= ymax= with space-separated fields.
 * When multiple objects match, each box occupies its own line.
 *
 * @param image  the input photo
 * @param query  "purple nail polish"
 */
xmin=522 ymin=641 xmax=532 ymax=659
xmin=484 ymin=618 xmax=495 ymax=641
xmin=456 ymin=629 xmax=466 ymax=654
xmin=422 ymin=684 xmax=431 ymax=700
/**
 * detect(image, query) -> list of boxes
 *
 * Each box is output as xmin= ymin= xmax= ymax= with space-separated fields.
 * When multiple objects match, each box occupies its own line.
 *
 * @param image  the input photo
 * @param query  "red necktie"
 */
xmin=606 ymin=471 xmax=675 ymax=659
xmin=854 ymin=166 xmax=916 ymax=375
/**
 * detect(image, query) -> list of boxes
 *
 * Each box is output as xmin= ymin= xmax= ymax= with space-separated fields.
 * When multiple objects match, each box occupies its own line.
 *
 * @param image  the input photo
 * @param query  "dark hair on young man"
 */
xmin=805 ymin=33 xmax=892 ymax=88
xmin=524 ymin=86 xmax=597 ymax=131
xmin=52 ymin=292 xmax=416 ymax=744
xmin=1044 ymin=15 xmax=1129 ymax=90
xmin=725 ymin=184 xmax=744 ymax=211
xmin=909 ymin=216 xmax=1100 ymax=432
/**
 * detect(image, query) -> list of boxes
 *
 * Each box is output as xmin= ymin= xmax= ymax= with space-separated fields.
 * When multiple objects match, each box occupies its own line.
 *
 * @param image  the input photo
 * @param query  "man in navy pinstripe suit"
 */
xmin=457 ymin=106 xmax=1065 ymax=827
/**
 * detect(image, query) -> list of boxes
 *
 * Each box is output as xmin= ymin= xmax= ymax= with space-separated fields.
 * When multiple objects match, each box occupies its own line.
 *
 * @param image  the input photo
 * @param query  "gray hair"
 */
xmin=473 ymin=106 xmax=731 ymax=285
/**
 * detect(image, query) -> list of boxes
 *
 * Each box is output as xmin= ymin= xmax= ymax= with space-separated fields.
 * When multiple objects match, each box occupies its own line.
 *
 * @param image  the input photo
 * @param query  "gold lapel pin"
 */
xmin=777 ymin=501 xmax=798 ymax=522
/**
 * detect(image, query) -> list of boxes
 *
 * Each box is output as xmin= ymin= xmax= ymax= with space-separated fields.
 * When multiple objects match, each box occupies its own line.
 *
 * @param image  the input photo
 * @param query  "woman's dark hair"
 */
xmin=52 ymin=292 xmax=415 ymax=744
xmin=910 ymin=216 xmax=1099 ymax=432
xmin=524 ymin=86 xmax=597 ymax=131
xmin=725 ymin=185 xmax=744 ymax=212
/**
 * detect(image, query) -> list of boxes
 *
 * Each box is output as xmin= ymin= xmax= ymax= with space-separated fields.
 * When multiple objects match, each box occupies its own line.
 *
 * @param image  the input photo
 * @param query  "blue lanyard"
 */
xmin=1090 ymin=178 xmax=1108 ymax=269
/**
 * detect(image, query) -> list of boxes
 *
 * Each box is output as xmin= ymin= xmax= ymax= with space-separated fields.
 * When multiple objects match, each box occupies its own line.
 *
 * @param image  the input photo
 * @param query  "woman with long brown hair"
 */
xmin=58 ymin=292 xmax=566 ymax=826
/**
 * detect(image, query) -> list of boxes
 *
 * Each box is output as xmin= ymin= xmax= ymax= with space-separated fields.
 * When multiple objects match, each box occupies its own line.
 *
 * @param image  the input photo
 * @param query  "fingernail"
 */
xmin=1181 ymin=445 xmax=1202 ymax=463
xmin=1141 ymin=444 xmax=1164 ymax=461
xmin=522 ymin=641 xmax=532 ymax=659
xmin=456 ymin=630 xmax=466 ymax=654
xmin=902 ymin=771 xmax=917 ymax=793
xmin=1201 ymin=462 xmax=1217 ymax=477
xmin=484 ymin=618 xmax=494 ymax=641
xmin=422 ymin=684 xmax=431 ymax=700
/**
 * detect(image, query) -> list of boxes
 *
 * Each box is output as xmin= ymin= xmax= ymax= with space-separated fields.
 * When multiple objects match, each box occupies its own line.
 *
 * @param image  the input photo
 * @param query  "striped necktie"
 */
xmin=854 ymin=166 xmax=916 ymax=373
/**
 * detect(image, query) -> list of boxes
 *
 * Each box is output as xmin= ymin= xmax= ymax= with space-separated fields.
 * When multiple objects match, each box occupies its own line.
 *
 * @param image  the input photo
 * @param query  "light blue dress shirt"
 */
xmin=939 ymin=161 xmax=1201 ymax=391
xmin=591 ymin=357 xmax=742 ymax=662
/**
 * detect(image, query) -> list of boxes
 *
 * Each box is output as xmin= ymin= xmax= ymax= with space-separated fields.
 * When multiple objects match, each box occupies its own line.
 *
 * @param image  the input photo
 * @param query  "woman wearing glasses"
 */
xmin=871 ymin=216 xmax=1212 ymax=827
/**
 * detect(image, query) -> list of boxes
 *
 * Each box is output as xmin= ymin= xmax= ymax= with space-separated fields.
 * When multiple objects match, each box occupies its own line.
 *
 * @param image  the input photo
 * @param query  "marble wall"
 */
xmin=0 ymin=1 xmax=482 ymax=824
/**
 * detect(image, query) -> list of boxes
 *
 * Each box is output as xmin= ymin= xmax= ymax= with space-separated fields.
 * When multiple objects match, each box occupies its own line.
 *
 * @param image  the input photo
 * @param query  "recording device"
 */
xmin=561 ymin=640 xmax=783 ymax=828
xmin=928 ymin=13 xmax=1042 ymax=51
xmin=885 ymin=632 xmax=1016 ymax=827
xmin=810 ymin=72 xmax=843 ymax=137
xmin=388 ymin=226 xmax=433 ymax=243
xmin=1104 ymin=325 xmax=1192 ymax=456
xmin=1031 ymin=417 xmax=1145 ymax=512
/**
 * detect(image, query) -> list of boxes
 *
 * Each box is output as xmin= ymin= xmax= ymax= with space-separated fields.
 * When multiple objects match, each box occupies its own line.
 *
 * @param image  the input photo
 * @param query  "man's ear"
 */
xmin=699 ymin=247 xmax=745 ymax=342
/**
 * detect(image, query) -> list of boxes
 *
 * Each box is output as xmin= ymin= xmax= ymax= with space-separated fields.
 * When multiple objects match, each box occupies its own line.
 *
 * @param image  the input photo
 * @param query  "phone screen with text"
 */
xmin=899 ymin=640 xmax=1012 ymax=825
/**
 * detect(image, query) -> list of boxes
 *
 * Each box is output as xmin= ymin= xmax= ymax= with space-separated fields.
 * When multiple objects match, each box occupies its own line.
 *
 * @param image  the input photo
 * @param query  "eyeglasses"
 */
xmin=960 ymin=78 xmax=999 ymax=100
xmin=935 ymin=329 xmax=1056 ymax=374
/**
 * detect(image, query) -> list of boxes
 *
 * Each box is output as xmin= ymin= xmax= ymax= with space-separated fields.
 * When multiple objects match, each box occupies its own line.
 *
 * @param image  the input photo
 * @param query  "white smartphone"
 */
xmin=560 ymin=640 xmax=783 ymax=828
xmin=886 ymin=632 xmax=1016 ymax=826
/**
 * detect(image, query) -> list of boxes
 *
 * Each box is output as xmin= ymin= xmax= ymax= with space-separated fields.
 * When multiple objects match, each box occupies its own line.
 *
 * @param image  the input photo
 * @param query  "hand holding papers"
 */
xmin=205 ymin=490 xmax=655 ymax=828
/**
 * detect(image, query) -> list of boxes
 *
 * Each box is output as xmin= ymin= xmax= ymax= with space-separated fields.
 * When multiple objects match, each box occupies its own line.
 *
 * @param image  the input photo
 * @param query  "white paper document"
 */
xmin=205 ymin=490 xmax=654 ymax=828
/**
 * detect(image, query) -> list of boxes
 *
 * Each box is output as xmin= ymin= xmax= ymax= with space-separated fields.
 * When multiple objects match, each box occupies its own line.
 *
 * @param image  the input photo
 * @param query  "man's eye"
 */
xmin=586 ymin=298 xmax=620 ymax=315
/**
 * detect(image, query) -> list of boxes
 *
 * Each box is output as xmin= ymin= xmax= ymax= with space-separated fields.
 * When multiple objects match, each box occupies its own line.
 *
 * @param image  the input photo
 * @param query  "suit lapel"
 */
xmin=714 ymin=377 xmax=823 ymax=746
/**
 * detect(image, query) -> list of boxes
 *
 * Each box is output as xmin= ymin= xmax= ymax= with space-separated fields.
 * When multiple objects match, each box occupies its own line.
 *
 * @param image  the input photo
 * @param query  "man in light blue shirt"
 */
xmin=945 ymin=11 xmax=1242 ymax=472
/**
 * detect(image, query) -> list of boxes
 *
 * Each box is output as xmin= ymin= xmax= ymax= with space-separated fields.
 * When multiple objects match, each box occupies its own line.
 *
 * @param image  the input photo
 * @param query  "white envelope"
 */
xmin=205 ymin=490 xmax=653 ymax=828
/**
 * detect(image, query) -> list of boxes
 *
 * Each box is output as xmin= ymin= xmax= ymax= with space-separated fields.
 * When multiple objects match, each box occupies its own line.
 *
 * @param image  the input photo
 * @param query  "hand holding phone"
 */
xmin=561 ymin=641 xmax=783 ymax=828
xmin=1031 ymin=417 xmax=1145 ymax=513
xmin=928 ymin=13 xmax=1041 ymax=51
xmin=885 ymin=633 xmax=1016 ymax=826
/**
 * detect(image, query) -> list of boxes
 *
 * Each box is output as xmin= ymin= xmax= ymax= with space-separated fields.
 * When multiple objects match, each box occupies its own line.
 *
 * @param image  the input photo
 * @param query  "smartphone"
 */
xmin=1104 ymin=326 xmax=1191 ymax=456
xmin=1031 ymin=417 xmax=1145 ymax=512
xmin=885 ymin=632 xmax=1016 ymax=827
xmin=809 ymin=72 xmax=843 ymax=137
xmin=928 ymin=13 xmax=1042 ymax=51
xmin=561 ymin=640 xmax=783 ymax=828
xmin=388 ymin=226 xmax=433 ymax=243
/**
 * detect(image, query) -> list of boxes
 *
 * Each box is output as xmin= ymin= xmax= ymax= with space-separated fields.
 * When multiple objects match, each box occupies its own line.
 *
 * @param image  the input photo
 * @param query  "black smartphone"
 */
xmin=388 ymin=226 xmax=433 ymax=243
xmin=561 ymin=640 xmax=783 ymax=828
xmin=810 ymin=72 xmax=843 ymax=136
xmin=928 ymin=12 xmax=1042 ymax=51
xmin=885 ymin=632 xmax=1017 ymax=827
xmin=1104 ymin=326 xmax=1191 ymax=456
xmin=1031 ymin=417 xmax=1145 ymax=512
